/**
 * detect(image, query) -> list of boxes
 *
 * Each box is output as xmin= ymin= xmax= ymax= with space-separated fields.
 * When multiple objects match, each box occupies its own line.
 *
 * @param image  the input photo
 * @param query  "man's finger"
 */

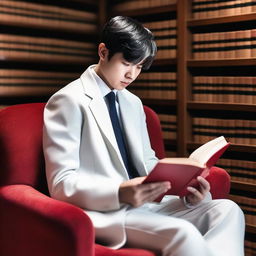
xmin=187 ymin=186 xmax=203 ymax=200
xmin=142 ymin=186 xmax=169 ymax=203
xmin=197 ymin=176 xmax=210 ymax=192
xmin=140 ymin=182 xmax=170 ymax=202
xmin=139 ymin=181 xmax=171 ymax=192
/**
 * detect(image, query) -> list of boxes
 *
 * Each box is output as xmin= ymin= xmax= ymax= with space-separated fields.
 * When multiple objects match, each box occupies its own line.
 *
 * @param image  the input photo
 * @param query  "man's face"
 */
xmin=100 ymin=52 xmax=144 ymax=90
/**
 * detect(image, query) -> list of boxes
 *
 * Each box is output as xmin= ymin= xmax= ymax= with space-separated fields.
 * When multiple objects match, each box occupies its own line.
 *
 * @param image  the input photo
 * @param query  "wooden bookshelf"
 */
xmin=0 ymin=0 xmax=98 ymax=35
xmin=0 ymin=0 xmax=99 ymax=104
xmin=186 ymin=3 xmax=256 ymax=252
xmin=108 ymin=0 xmax=256 ymax=154
xmin=109 ymin=1 xmax=256 ymax=253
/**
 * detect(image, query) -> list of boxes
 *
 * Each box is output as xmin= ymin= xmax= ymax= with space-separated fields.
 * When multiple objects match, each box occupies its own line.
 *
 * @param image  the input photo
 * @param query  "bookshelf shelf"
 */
xmin=0 ymin=20 xmax=98 ymax=35
xmin=70 ymin=0 xmax=98 ymax=4
xmin=188 ymin=13 xmax=256 ymax=27
xmin=142 ymin=99 xmax=177 ymax=107
xmin=230 ymin=144 xmax=256 ymax=153
xmin=153 ymin=58 xmax=177 ymax=66
xmin=0 ymin=58 xmax=95 ymax=66
xmin=188 ymin=59 xmax=256 ymax=67
xmin=112 ymin=4 xmax=176 ymax=17
xmin=231 ymin=181 xmax=256 ymax=193
xmin=187 ymin=102 xmax=256 ymax=112
xmin=164 ymin=139 xmax=177 ymax=146
xmin=246 ymin=224 xmax=256 ymax=234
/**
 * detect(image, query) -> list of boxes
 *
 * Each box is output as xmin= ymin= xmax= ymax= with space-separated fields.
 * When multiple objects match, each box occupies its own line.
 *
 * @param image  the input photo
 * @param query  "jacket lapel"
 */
xmin=80 ymin=68 xmax=128 ymax=177
xmin=117 ymin=91 xmax=147 ymax=176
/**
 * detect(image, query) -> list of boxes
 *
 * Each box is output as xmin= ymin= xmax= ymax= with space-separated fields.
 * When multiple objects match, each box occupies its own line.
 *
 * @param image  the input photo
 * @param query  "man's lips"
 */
xmin=121 ymin=81 xmax=130 ymax=86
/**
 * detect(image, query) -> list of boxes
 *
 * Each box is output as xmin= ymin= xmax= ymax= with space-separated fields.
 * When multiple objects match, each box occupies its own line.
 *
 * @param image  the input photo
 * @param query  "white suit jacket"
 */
xmin=43 ymin=65 xmax=158 ymax=249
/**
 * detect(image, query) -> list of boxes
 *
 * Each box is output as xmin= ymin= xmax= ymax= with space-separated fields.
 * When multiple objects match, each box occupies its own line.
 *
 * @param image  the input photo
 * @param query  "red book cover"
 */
xmin=143 ymin=136 xmax=230 ymax=202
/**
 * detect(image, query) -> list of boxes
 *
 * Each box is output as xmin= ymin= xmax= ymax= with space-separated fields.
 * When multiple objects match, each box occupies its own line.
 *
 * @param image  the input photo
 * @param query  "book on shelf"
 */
xmin=159 ymin=113 xmax=177 ymax=140
xmin=192 ymin=76 xmax=256 ymax=104
xmin=0 ymin=1 xmax=97 ymax=33
xmin=143 ymin=136 xmax=230 ymax=202
xmin=131 ymin=71 xmax=177 ymax=100
xmin=0 ymin=69 xmax=79 ymax=97
xmin=192 ymin=0 xmax=254 ymax=19
xmin=0 ymin=34 xmax=96 ymax=63
xmin=217 ymin=158 xmax=256 ymax=185
xmin=192 ymin=117 xmax=256 ymax=145
xmin=192 ymin=29 xmax=255 ymax=60
xmin=143 ymin=19 xmax=177 ymax=59
xmin=113 ymin=0 xmax=176 ymax=12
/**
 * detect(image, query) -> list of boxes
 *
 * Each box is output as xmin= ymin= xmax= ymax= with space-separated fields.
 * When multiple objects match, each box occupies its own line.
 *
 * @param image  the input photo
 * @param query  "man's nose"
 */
xmin=125 ymin=66 xmax=136 ymax=79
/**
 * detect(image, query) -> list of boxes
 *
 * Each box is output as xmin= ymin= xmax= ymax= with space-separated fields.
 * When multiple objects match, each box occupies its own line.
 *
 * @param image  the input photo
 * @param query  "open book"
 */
xmin=143 ymin=136 xmax=230 ymax=202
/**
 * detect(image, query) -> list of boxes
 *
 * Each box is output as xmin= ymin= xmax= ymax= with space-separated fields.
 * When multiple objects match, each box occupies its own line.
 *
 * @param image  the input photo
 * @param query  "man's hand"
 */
xmin=185 ymin=176 xmax=210 ymax=205
xmin=119 ymin=177 xmax=171 ymax=207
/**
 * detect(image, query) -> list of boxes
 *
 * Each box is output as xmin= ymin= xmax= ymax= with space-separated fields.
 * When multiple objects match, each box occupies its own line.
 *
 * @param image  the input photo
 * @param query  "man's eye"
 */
xmin=122 ymin=62 xmax=130 ymax=66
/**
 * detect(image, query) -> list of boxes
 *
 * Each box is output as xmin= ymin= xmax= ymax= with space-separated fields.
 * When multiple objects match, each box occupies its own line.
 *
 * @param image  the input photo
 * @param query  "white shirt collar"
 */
xmin=90 ymin=65 xmax=118 ymax=98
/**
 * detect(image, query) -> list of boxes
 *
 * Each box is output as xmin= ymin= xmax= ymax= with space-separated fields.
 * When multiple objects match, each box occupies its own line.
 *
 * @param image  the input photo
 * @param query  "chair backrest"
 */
xmin=143 ymin=106 xmax=166 ymax=159
xmin=0 ymin=103 xmax=48 ymax=194
xmin=0 ymin=103 xmax=165 ymax=192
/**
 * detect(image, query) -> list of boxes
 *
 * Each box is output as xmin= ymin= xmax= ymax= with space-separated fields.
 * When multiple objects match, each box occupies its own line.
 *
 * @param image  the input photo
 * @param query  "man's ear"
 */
xmin=98 ymin=43 xmax=109 ymax=61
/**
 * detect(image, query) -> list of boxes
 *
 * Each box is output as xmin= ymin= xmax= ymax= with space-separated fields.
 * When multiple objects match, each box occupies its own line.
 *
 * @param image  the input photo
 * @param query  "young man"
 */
xmin=43 ymin=16 xmax=245 ymax=256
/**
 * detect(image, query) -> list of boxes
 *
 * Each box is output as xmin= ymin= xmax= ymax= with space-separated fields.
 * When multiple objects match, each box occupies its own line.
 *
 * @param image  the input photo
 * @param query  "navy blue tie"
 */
xmin=106 ymin=92 xmax=139 ymax=179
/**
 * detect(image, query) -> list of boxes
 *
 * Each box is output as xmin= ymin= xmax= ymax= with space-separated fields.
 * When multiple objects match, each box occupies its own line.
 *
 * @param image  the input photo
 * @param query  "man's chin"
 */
xmin=117 ymin=84 xmax=128 ymax=90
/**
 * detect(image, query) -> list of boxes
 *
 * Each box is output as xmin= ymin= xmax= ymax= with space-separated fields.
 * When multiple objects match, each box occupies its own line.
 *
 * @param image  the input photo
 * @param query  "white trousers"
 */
xmin=125 ymin=196 xmax=245 ymax=256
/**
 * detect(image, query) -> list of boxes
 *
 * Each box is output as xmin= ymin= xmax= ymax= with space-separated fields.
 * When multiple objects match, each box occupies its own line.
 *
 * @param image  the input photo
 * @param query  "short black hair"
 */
xmin=100 ymin=16 xmax=157 ymax=70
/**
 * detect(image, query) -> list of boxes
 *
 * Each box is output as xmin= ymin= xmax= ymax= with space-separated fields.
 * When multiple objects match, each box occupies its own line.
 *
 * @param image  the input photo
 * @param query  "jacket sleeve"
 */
xmin=43 ymin=91 xmax=122 ymax=212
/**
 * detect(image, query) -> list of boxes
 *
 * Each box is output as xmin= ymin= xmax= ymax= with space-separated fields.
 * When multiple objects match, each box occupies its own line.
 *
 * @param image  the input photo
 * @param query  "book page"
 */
xmin=159 ymin=157 xmax=204 ymax=168
xmin=189 ymin=136 xmax=228 ymax=165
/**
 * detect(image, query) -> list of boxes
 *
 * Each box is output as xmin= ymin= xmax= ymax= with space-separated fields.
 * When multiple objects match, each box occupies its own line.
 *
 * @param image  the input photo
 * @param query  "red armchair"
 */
xmin=0 ymin=103 xmax=230 ymax=256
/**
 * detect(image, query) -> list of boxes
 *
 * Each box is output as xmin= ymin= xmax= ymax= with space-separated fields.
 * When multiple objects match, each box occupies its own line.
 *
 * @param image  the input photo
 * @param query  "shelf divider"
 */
xmin=188 ymin=58 xmax=256 ymax=67
xmin=112 ymin=4 xmax=176 ymax=17
xmin=188 ymin=13 xmax=256 ymax=27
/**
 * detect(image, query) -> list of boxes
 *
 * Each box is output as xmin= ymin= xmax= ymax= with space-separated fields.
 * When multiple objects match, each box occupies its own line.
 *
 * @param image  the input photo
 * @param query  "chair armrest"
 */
xmin=206 ymin=166 xmax=231 ymax=199
xmin=0 ymin=184 xmax=94 ymax=256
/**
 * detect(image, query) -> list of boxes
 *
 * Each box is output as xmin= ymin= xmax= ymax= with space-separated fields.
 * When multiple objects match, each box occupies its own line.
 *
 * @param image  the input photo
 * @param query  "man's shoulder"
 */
xmin=49 ymin=77 xmax=84 ymax=102
xmin=58 ymin=77 xmax=82 ymax=94
xmin=122 ymin=88 xmax=142 ymax=103
xmin=45 ymin=77 xmax=85 ymax=109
